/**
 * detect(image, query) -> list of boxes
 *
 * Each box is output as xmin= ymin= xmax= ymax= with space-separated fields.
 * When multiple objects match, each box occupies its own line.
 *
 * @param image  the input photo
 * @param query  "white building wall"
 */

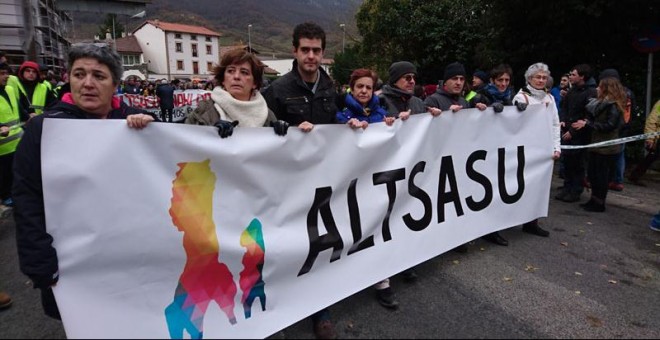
xmin=261 ymin=59 xmax=294 ymax=76
xmin=169 ymin=33 xmax=219 ymax=79
xmin=134 ymin=23 xmax=220 ymax=80
xmin=133 ymin=23 xmax=167 ymax=77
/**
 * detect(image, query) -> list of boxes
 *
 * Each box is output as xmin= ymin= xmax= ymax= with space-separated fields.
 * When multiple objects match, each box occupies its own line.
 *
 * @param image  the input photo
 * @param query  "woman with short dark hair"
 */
xmin=185 ymin=49 xmax=288 ymax=137
xmin=13 ymin=43 xmax=157 ymax=320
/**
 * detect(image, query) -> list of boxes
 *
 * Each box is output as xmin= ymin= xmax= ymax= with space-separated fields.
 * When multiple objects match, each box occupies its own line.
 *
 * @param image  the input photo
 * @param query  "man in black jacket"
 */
xmin=379 ymin=61 xmax=427 ymax=119
xmin=13 ymin=44 xmax=156 ymax=320
xmin=556 ymin=64 xmax=597 ymax=203
xmin=262 ymin=22 xmax=338 ymax=340
xmin=156 ymin=79 xmax=176 ymax=123
xmin=263 ymin=22 xmax=337 ymax=132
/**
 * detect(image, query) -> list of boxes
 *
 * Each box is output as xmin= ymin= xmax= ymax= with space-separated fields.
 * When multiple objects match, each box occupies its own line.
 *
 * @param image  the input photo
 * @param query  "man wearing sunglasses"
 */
xmin=378 ymin=61 xmax=426 ymax=120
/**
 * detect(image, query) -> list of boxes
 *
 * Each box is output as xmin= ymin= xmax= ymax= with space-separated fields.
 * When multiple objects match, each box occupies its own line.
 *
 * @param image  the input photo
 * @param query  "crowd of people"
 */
xmin=1 ymin=20 xmax=659 ymax=339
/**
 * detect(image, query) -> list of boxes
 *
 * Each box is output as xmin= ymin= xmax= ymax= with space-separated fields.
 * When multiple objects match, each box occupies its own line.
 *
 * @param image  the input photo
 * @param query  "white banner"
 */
xmin=119 ymin=89 xmax=211 ymax=123
xmin=42 ymin=104 xmax=555 ymax=339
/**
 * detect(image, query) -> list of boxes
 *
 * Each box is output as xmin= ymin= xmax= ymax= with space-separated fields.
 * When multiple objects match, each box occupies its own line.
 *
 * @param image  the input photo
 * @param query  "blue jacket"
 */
xmin=336 ymin=93 xmax=388 ymax=123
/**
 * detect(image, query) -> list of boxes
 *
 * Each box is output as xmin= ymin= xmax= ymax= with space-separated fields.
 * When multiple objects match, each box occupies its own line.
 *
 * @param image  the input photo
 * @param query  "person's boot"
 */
xmin=375 ymin=287 xmax=399 ymax=310
xmin=522 ymin=220 xmax=549 ymax=237
xmin=579 ymin=199 xmax=595 ymax=208
xmin=554 ymin=190 xmax=569 ymax=201
xmin=561 ymin=192 xmax=581 ymax=203
xmin=401 ymin=268 xmax=418 ymax=283
xmin=583 ymin=197 xmax=605 ymax=212
xmin=0 ymin=291 xmax=12 ymax=310
xmin=482 ymin=232 xmax=508 ymax=246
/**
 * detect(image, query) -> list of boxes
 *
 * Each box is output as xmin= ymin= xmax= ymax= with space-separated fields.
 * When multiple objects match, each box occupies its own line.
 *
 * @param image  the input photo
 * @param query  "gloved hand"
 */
xmin=214 ymin=120 xmax=239 ymax=138
xmin=492 ymin=102 xmax=504 ymax=113
xmin=271 ymin=120 xmax=289 ymax=136
xmin=515 ymin=101 xmax=528 ymax=112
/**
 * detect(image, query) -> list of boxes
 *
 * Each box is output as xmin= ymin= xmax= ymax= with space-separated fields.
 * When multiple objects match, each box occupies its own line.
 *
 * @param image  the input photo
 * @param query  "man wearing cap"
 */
xmin=38 ymin=63 xmax=53 ymax=91
xmin=466 ymin=69 xmax=489 ymax=106
xmin=10 ymin=61 xmax=56 ymax=117
xmin=378 ymin=61 xmax=426 ymax=119
xmin=425 ymin=62 xmax=472 ymax=113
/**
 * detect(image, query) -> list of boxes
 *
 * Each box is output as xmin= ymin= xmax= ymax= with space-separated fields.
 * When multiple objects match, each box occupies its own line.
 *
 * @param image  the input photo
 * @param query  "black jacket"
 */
xmin=262 ymin=60 xmax=337 ymax=125
xmin=424 ymin=87 xmax=468 ymax=111
xmin=13 ymin=99 xmax=153 ymax=290
xmin=560 ymin=83 xmax=598 ymax=146
xmin=379 ymin=85 xmax=426 ymax=117
xmin=156 ymin=83 xmax=175 ymax=109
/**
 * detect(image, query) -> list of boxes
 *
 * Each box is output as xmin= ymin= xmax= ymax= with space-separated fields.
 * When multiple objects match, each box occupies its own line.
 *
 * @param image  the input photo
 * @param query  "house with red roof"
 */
xmin=114 ymin=34 xmax=148 ymax=80
xmin=132 ymin=19 xmax=221 ymax=81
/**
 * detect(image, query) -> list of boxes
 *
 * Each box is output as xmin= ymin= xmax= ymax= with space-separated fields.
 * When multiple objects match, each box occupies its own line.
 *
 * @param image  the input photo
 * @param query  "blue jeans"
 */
xmin=613 ymin=144 xmax=625 ymax=184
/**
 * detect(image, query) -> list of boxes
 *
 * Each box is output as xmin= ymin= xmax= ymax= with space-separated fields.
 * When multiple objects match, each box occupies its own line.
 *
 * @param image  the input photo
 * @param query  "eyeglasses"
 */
xmin=403 ymin=74 xmax=416 ymax=82
xmin=532 ymin=75 xmax=548 ymax=80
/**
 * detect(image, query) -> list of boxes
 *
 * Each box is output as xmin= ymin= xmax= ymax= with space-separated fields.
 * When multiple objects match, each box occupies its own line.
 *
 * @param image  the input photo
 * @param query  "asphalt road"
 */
xmin=1 ymin=168 xmax=659 ymax=339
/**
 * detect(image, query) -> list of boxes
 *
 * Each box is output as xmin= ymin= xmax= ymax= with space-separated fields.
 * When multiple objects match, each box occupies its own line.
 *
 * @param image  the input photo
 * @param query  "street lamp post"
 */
xmin=339 ymin=24 xmax=345 ymax=53
xmin=248 ymin=24 xmax=252 ymax=53
xmin=112 ymin=14 xmax=116 ymax=51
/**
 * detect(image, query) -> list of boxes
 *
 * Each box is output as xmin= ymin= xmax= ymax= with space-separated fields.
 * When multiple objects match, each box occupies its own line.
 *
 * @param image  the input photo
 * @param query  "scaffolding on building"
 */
xmin=0 ymin=0 xmax=71 ymax=73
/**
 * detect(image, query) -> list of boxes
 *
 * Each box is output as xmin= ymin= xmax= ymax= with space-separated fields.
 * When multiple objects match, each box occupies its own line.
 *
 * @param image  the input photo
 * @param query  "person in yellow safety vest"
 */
xmin=0 ymin=62 xmax=28 ymax=207
xmin=12 ymin=61 xmax=56 ymax=117
xmin=38 ymin=63 xmax=54 ymax=91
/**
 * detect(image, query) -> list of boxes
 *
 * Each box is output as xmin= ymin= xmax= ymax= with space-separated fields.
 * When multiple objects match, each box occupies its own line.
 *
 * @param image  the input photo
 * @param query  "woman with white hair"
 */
xmin=511 ymin=62 xmax=561 ymax=237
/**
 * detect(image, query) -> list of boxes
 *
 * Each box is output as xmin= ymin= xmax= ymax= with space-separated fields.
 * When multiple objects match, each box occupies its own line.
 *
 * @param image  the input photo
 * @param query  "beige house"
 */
xmin=133 ymin=19 xmax=221 ymax=81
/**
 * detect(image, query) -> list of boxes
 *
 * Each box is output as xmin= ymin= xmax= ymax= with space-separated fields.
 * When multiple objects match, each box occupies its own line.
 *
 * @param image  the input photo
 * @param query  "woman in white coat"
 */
xmin=512 ymin=62 xmax=561 ymax=237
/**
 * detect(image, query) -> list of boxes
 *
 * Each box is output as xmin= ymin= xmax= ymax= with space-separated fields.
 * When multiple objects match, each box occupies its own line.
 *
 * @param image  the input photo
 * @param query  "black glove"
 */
xmin=515 ymin=101 xmax=528 ymax=112
xmin=492 ymin=102 xmax=504 ymax=113
xmin=214 ymin=120 xmax=239 ymax=138
xmin=31 ymin=273 xmax=59 ymax=289
xmin=270 ymin=120 xmax=289 ymax=136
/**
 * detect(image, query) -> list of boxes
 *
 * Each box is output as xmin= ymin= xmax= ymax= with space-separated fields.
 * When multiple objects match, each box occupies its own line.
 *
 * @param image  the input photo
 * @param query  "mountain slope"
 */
xmin=146 ymin=0 xmax=363 ymax=57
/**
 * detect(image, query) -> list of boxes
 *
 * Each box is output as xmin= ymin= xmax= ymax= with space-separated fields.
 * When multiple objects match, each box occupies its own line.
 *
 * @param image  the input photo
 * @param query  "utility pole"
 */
xmin=339 ymin=23 xmax=345 ymax=53
xmin=248 ymin=24 xmax=252 ymax=53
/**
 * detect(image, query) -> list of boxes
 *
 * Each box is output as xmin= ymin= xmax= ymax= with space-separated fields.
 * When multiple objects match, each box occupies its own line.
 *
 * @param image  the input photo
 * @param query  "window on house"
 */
xmin=206 ymin=45 xmax=212 ymax=55
xmin=205 ymin=36 xmax=211 ymax=42
xmin=175 ymin=33 xmax=182 ymax=39
xmin=193 ymin=61 xmax=199 ymax=75
xmin=175 ymin=42 xmax=182 ymax=52
xmin=122 ymin=55 xmax=139 ymax=66
xmin=190 ymin=35 xmax=197 ymax=41
xmin=177 ymin=60 xmax=184 ymax=70
xmin=191 ymin=44 xmax=198 ymax=57
xmin=207 ymin=62 xmax=213 ymax=72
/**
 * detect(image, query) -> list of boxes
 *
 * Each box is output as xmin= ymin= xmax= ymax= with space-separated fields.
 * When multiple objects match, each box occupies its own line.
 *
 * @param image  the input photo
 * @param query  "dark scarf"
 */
xmin=485 ymin=83 xmax=512 ymax=103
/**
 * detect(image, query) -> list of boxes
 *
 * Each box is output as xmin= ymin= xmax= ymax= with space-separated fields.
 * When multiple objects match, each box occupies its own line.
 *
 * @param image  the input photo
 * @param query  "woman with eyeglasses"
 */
xmin=378 ymin=61 xmax=426 ymax=121
xmin=510 ymin=62 xmax=561 ymax=237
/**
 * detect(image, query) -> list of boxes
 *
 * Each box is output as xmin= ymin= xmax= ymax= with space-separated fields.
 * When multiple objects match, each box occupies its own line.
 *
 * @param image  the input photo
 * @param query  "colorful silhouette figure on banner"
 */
xmin=165 ymin=160 xmax=238 ymax=339
xmin=239 ymin=219 xmax=266 ymax=319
